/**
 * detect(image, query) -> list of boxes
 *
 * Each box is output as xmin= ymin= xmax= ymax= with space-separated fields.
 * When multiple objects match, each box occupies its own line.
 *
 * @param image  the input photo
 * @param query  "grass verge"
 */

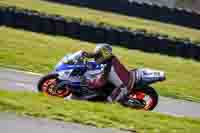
xmin=0 ymin=26 xmax=200 ymax=102
xmin=0 ymin=90 xmax=200 ymax=133
xmin=1 ymin=0 xmax=200 ymax=44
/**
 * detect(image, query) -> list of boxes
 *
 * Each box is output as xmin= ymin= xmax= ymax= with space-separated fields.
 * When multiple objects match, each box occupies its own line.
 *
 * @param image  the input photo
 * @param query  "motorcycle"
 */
xmin=37 ymin=51 xmax=166 ymax=111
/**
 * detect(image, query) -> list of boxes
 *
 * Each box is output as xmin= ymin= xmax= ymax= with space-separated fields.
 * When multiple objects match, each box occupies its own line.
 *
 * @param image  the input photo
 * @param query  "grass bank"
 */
xmin=0 ymin=27 xmax=200 ymax=102
xmin=0 ymin=90 xmax=200 ymax=133
xmin=1 ymin=0 xmax=200 ymax=43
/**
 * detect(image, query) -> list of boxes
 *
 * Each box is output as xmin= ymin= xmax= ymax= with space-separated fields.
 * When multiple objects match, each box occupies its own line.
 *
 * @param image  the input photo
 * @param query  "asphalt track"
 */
xmin=0 ymin=67 xmax=200 ymax=119
xmin=0 ymin=112 xmax=131 ymax=133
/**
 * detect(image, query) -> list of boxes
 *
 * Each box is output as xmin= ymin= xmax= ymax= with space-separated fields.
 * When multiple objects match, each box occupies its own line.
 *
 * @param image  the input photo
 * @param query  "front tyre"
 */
xmin=37 ymin=73 xmax=71 ymax=97
xmin=127 ymin=87 xmax=158 ymax=111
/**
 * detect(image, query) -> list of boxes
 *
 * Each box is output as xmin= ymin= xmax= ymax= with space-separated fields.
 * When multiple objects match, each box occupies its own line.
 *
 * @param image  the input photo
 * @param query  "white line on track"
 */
xmin=0 ymin=67 xmax=43 ymax=76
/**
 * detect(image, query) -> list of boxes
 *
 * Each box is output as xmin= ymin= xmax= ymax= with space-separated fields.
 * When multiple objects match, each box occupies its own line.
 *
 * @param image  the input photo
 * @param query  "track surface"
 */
xmin=0 ymin=68 xmax=200 ymax=118
xmin=0 ymin=112 xmax=130 ymax=133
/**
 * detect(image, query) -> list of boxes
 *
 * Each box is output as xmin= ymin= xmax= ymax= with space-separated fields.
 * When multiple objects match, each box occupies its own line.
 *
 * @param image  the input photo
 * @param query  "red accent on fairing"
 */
xmin=87 ymin=75 xmax=106 ymax=89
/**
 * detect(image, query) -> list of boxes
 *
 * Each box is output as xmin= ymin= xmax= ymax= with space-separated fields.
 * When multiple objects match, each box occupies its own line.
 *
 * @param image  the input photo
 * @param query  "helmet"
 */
xmin=94 ymin=43 xmax=112 ymax=58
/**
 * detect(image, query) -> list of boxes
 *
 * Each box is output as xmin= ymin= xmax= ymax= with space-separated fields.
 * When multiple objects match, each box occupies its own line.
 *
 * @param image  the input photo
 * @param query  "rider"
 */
xmin=82 ymin=43 xmax=136 ymax=102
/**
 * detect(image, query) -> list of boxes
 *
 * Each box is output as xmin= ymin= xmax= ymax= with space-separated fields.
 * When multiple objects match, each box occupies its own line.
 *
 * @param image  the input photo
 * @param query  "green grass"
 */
xmin=0 ymin=89 xmax=200 ymax=133
xmin=1 ymin=0 xmax=200 ymax=44
xmin=0 ymin=26 xmax=200 ymax=102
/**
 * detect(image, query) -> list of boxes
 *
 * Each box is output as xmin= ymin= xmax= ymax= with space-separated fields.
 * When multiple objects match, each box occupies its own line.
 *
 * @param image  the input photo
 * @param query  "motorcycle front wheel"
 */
xmin=37 ymin=73 xmax=71 ymax=97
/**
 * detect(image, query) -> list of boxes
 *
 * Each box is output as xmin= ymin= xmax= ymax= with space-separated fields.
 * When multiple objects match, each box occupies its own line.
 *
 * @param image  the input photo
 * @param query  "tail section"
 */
xmin=135 ymin=68 xmax=166 ymax=85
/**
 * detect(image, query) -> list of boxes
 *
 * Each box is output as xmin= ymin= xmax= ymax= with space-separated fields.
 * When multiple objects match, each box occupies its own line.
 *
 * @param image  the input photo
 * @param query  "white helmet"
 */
xmin=94 ymin=43 xmax=112 ymax=55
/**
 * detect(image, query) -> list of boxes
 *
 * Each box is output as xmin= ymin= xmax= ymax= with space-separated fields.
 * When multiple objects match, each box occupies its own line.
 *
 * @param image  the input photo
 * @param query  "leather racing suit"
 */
xmin=84 ymin=51 xmax=136 ymax=102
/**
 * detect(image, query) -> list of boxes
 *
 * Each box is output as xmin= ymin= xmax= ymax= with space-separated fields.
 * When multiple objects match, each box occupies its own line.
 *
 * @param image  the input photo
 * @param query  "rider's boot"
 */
xmin=107 ymin=87 xmax=145 ymax=108
xmin=107 ymin=86 xmax=128 ymax=102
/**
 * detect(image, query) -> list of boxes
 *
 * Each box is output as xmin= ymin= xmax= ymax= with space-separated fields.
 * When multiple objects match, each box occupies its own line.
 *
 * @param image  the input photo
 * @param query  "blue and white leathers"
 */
xmin=54 ymin=51 xmax=165 ymax=89
xmin=54 ymin=51 xmax=102 ymax=89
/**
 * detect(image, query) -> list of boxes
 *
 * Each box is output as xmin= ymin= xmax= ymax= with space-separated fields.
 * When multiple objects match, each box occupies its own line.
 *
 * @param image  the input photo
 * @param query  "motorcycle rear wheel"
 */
xmin=37 ymin=73 xmax=71 ymax=97
xmin=127 ymin=87 xmax=158 ymax=111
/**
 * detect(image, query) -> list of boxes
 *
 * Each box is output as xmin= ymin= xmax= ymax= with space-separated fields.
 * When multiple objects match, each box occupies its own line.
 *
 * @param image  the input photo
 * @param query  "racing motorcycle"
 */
xmin=37 ymin=51 xmax=166 ymax=111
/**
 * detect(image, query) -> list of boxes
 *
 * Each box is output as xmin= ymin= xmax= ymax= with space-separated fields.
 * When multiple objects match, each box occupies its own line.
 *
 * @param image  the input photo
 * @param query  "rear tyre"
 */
xmin=37 ymin=73 xmax=71 ymax=97
xmin=127 ymin=87 xmax=158 ymax=111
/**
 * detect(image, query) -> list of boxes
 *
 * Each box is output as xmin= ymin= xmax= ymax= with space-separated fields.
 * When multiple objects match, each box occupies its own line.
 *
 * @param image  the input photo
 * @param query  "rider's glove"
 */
xmin=82 ymin=52 xmax=89 ymax=58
